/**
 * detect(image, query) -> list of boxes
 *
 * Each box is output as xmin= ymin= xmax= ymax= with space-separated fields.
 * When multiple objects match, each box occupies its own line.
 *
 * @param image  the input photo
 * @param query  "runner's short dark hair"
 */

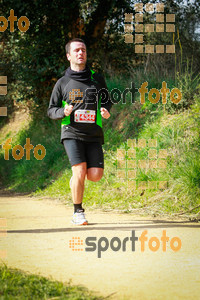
xmin=65 ymin=38 xmax=86 ymax=54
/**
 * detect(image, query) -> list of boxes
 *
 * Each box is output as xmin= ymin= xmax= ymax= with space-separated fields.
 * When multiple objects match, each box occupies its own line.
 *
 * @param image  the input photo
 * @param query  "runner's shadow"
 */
xmin=6 ymin=222 xmax=200 ymax=234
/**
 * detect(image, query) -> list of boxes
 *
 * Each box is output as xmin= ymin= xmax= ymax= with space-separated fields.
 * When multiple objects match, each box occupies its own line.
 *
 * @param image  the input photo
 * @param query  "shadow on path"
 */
xmin=7 ymin=222 xmax=200 ymax=234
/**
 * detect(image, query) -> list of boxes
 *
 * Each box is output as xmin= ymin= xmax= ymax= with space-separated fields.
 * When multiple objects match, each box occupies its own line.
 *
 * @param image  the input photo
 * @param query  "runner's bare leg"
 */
xmin=71 ymin=162 xmax=87 ymax=204
xmin=71 ymin=164 xmax=103 ymax=204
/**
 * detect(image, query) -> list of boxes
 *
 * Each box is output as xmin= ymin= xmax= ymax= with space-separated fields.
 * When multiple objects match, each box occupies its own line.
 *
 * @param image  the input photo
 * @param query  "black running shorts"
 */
xmin=63 ymin=139 xmax=104 ymax=168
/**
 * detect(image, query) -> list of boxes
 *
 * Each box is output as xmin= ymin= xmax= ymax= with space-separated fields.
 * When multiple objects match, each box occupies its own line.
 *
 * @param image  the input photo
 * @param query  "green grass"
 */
xmin=0 ymin=263 xmax=103 ymax=299
xmin=0 ymin=74 xmax=200 ymax=216
xmin=136 ymin=97 xmax=200 ymax=213
xmin=0 ymin=117 xmax=71 ymax=193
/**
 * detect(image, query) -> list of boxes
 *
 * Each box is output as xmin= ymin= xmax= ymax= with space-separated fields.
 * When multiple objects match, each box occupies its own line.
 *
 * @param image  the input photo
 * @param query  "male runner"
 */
xmin=47 ymin=38 xmax=112 ymax=225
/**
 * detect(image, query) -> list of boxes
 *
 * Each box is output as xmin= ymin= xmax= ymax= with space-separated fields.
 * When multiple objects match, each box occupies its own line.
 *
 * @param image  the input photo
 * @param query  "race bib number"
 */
xmin=74 ymin=110 xmax=96 ymax=123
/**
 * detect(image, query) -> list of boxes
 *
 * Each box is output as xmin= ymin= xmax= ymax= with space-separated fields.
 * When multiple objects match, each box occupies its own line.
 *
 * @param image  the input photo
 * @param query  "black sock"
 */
xmin=74 ymin=203 xmax=84 ymax=213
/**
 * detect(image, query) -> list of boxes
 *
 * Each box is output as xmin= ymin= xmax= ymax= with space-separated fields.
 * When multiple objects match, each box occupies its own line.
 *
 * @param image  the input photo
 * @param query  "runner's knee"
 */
xmin=87 ymin=168 xmax=103 ymax=182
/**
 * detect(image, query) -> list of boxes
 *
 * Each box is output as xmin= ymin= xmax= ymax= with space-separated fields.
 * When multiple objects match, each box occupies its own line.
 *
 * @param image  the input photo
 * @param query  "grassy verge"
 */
xmin=0 ymin=74 xmax=200 ymax=217
xmin=0 ymin=263 xmax=103 ymax=299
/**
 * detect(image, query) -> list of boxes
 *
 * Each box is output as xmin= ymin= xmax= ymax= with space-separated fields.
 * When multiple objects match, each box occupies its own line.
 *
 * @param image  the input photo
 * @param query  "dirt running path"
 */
xmin=0 ymin=194 xmax=200 ymax=300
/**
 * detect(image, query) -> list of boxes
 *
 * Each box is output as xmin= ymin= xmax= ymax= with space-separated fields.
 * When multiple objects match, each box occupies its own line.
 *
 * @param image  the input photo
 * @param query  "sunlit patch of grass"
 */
xmin=0 ymin=263 xmax=103 ymax=299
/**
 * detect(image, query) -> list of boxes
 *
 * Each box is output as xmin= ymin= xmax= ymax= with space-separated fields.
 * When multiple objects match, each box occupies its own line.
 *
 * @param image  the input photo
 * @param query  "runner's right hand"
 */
xmin=64 ymin=105 xmax=73 ymax=116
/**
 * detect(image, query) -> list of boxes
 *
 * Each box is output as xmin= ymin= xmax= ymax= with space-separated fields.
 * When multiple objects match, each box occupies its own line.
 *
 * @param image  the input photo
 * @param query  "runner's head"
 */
xmin=65 ymin=38 xmax=87 ymax=71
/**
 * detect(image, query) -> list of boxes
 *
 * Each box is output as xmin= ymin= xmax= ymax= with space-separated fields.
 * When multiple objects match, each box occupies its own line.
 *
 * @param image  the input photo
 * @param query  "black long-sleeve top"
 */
xmin=47 ymin=65 xmax=112 ymax=144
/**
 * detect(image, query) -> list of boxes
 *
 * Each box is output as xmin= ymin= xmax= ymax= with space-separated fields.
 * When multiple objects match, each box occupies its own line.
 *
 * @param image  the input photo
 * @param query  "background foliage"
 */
xmin=1 ymin=0 xmax=200 ymax=111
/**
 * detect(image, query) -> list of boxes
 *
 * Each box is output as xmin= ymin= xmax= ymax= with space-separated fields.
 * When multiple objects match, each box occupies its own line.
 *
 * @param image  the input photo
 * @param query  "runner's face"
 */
xmin=67 ymin=42 xmax=87 ymax=67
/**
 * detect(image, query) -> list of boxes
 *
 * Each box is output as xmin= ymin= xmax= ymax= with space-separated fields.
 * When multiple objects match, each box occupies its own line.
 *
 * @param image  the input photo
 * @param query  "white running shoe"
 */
xmin=71 ymin=209 xmax=88 ymax=225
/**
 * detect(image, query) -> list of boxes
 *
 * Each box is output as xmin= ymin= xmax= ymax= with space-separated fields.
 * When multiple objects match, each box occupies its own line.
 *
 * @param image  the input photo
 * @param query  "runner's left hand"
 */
xmin=100 ymin=107 xmax=110 ymax=119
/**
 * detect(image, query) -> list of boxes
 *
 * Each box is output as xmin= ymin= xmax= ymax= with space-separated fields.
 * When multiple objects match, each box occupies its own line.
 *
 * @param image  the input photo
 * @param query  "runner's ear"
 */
xmin=66 ymin=53 xmax=70 ymax=61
